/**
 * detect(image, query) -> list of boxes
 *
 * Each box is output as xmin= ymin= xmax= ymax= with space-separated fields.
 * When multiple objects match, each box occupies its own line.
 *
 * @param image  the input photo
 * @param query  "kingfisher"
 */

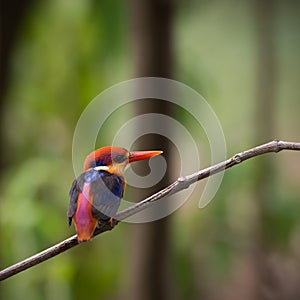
xmin=68 ymin=146 xmax=162 ymax=242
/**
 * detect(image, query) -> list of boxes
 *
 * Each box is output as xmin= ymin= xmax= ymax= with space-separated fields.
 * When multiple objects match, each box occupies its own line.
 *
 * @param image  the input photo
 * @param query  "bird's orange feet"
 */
xmin=109 ymin=218 xmax=114 ymax=228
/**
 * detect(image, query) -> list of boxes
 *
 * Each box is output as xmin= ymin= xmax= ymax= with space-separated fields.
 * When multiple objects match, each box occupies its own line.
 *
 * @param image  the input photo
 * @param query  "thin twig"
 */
xmin=1 ymin=140 xmax=299 ymax=281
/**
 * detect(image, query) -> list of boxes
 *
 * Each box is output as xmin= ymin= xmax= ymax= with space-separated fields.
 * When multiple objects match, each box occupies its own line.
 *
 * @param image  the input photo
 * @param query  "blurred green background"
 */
xmin=1 ymin=0 xmax=300 ymax=299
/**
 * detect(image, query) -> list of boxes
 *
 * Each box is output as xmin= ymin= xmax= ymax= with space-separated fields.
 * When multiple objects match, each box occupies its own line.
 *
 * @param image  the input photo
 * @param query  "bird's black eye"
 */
xmin=113 ymin=155 xmax=127 ymax=163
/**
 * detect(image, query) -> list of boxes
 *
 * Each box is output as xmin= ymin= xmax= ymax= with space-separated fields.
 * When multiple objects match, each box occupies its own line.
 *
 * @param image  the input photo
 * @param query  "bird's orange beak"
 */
xmin=129 ymin=150 xmax=163 ymax=163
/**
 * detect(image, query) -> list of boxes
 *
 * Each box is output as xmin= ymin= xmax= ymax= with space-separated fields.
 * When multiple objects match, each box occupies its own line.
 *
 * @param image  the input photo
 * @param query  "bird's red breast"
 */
xmin=73 ymin=182 xmax=97 ymax=242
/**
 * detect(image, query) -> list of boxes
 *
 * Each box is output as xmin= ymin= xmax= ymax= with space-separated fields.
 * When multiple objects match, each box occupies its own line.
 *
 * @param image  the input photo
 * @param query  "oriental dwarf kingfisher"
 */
xmin=68 ymin=146 xmax=162 ymax=242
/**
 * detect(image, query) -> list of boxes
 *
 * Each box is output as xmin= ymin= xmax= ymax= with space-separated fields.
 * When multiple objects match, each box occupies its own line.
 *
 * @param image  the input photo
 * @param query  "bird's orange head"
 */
xmin=83 ymin=146 xmax=162 ymax=175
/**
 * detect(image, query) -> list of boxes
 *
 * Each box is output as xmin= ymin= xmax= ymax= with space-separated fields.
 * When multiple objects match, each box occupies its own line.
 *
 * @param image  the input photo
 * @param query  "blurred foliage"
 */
xmin=1 ymin=0 xmax=300 ymax=299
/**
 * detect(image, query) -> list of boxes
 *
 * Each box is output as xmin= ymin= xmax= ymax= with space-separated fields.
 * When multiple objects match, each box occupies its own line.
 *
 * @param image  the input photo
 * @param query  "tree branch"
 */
xmin=1 ymin=139 xmax=299 ymax=281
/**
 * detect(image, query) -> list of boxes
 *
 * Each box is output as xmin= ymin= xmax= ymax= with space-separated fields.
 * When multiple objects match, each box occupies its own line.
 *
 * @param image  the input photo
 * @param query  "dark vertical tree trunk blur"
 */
xmin=127 ymin=1 xmax=176 ymax=300
xmin=253 ymin=0 xmax=278 ymax=299
xmin=0 ymin=0 xmax=33 ymax=170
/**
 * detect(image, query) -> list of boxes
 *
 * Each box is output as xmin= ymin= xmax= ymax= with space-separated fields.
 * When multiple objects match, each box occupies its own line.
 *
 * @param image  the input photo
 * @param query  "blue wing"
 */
xmin=68 ymin=169 xmax=124 ymax=223
xmin=89 ymin=170 xmax=124 ymax=220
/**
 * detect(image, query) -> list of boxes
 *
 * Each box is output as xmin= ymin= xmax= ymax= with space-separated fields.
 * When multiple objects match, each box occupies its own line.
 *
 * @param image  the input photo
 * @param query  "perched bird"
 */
xmin=68 ymin=146 xmax=162 ymax=242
